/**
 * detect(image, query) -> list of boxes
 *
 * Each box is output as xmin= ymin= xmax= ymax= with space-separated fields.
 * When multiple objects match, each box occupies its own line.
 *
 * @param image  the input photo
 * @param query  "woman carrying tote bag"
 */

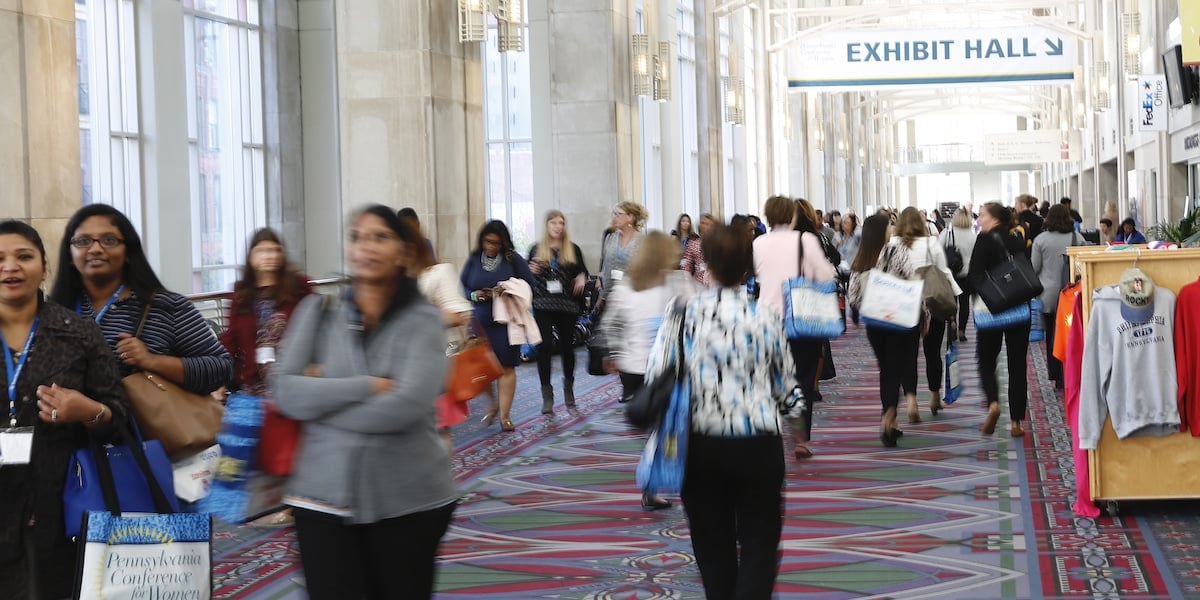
xmin=967 ymin=202 xmax=1033 ymax=438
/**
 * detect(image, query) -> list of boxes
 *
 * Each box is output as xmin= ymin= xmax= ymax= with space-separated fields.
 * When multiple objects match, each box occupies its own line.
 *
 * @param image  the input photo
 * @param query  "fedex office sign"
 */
xmin=1139 ymin=74 xmax=1168 ymax=132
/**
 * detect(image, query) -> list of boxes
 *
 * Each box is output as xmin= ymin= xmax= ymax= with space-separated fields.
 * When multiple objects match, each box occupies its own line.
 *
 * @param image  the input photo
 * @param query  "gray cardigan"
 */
xmin=271 ymin=293 xmax=458 ymax=523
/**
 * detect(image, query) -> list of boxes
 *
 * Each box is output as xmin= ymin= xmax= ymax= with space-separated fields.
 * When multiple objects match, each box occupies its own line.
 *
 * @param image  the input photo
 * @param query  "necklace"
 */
xmin=481 ymin=254 xmax=501 ymax=272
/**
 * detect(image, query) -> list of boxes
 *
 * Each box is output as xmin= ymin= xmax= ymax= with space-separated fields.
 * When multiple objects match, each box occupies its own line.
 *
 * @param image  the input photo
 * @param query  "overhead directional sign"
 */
xmin=788 ymin=27 xmax=1076 ymax=91
xmin=983 ymin=130 xmax=1070 ymax=165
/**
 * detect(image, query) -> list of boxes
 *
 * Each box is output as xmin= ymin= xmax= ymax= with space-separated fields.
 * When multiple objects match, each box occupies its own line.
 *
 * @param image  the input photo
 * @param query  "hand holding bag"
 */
xmin=122 ymin=297 xmax=224 ymax=458
xmin=783 ymin=234 xmax=843 ymax=340
xmin=626 ymin=304 xmax=687 ymax=431
xmin=72 ymin=422 xmax=213 ymax=600
xmin=445 ymin=320 xmax=504 ymax=402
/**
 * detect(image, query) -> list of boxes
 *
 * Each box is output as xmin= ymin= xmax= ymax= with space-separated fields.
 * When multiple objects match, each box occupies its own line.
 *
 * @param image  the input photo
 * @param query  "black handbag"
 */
xmin=943 ymin=228 xmax=964 ymax=275
xmin=975 ymin=244 xmax=1043 ymax=313
xmin=626 ymin=305 xmax=686 ymax=431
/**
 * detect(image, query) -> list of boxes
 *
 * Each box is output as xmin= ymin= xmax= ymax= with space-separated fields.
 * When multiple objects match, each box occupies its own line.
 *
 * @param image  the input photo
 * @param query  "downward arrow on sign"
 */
xmin=1044 ymin=38 xmax=1063 ymax=56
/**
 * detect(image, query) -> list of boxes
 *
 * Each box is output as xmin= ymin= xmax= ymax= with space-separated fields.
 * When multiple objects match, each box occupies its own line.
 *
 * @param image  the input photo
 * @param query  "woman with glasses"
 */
xmin=49 ymin=205 xmax=232 ymax=404
xmin=599 ymin=202 xmax=649 ymax=304
xmin=461 ymin=220 xmax=536 ymax=432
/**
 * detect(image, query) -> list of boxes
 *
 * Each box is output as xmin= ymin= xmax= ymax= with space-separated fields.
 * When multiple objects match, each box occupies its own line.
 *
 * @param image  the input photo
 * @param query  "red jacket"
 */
xmin=219 ymin=275 xmax=313 ymax=390
xmin=1177 ymin=279 xmax=1200 ymax=435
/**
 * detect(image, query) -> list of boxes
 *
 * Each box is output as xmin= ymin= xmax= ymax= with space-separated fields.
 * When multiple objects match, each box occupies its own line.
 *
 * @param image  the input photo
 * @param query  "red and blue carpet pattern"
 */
xmin=209 ymin=327 xmax=1196 ymax=599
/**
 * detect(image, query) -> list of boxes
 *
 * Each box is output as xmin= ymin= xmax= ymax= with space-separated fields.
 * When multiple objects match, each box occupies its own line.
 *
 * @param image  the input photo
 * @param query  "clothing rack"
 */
xmin=1066 ymin=246 xmax=1200 ymax=507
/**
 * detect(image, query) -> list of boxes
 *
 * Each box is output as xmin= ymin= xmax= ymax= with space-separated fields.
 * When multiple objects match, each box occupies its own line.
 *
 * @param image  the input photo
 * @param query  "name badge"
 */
xmin=610 ymin=269 xmax=624 ymax=282
xmin=546 ymin=280 xmax=564 ymax=294
xmin=255 ymin=346 xmax=276 ymax=365
xmin=0 ymin=427 xmax=34 ymax=466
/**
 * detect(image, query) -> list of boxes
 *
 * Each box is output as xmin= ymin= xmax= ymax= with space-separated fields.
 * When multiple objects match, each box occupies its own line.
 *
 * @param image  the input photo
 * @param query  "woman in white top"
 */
xmin=602 ymin=231 xmax=692 ymax=510
xmin=413 ymin=231 xmax=474 ymax=457
xmin=753 ymin=196 xmax=837 ymax=460
xmin=939 ymin=207 xmax=978 ymax=341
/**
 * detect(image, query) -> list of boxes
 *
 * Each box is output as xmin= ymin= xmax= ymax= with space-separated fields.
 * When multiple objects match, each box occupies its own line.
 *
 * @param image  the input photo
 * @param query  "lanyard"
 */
xmin=3 ymin=316 xmax=39 ymax=427
xmin=75 ymin=284 xmax=125 ymax=323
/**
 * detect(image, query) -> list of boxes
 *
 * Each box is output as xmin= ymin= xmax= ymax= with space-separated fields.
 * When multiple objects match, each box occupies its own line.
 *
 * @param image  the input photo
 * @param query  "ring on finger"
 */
xmin=120 ymin=352 xmax=129 ymax=360
xmin=51 ymin=408 xmax=57 ymax=422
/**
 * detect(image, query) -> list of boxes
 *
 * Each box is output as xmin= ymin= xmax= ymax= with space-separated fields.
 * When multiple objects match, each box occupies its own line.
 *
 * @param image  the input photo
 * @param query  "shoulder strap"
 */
xmin=132 ymin=293 xmax=157 ymax=337
xmin=674 ymin=304 xmax=687 ymax=382
xmin=797 ymin=232 xmax=805 ymax=277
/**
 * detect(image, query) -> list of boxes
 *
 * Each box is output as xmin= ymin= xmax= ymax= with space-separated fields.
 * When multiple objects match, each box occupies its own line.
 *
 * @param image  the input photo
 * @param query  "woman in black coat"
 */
xmin=967 ymin=202 xmax=1031 ymax=438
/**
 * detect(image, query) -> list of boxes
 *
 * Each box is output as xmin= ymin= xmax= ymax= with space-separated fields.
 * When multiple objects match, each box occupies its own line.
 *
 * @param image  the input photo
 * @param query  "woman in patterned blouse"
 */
xmin=644 ymin=224 xmax=800 ymax=599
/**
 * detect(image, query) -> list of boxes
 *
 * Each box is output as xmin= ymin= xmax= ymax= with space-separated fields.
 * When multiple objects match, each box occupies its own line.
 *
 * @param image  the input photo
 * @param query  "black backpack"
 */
xmin=943 ymin=228 xmax=964 ymax=275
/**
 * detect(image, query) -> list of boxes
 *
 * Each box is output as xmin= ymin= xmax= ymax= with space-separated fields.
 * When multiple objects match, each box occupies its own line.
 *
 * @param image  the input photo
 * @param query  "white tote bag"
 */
xmin=858 ymin=268 xmax=924 ymax=330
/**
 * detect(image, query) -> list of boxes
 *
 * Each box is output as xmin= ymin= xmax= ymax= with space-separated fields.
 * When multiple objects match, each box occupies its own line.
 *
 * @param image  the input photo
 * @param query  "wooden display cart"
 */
xmin=1064 ymin=246 xmax=1200 ymax=511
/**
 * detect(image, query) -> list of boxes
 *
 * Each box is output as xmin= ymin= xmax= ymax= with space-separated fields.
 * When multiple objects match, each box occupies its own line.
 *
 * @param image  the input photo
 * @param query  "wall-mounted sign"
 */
xmin=983 ymin=129 xmax=1070 ymax=165
xmin=787 ymin=26 xmax=1076 ymax=91
xmin=1135 ymin=74 xmax=1168 ymax=131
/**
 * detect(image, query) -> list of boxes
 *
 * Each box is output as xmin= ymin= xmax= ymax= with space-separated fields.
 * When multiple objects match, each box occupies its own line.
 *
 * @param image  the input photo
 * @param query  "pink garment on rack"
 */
xmin=1064 ymin=290 xmax=1101 ymax=517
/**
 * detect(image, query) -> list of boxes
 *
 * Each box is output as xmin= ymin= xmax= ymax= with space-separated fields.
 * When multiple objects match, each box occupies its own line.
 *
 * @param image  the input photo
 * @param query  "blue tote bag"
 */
xmin=783 ymin=236 xmax=843 ymax=339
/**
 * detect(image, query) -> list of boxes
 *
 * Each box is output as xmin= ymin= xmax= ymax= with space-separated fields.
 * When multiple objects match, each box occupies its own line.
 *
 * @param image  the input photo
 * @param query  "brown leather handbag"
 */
xmin=122 ymin=297 xmax=225 ymax=458
xmin=445 ymin=322 xmax=504 ymax=402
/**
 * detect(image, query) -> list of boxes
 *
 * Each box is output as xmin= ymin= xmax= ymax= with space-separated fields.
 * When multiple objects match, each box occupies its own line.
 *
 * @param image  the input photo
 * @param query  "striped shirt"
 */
xmin=644 ymin=286 xmax=800 ymax=437
xmin=77 ymin=290 xmax=233 ymax=394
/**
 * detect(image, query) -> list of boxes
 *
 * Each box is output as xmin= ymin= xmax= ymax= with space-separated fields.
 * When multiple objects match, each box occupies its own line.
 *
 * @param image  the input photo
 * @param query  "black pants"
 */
xmin=294 ymin=502 xmax=456 ymax=600
xmin=788 ymin=339 xmax=823 ymax=440
xmin=682 ymin=434 xmax=784 ymax=600
xmin=923 ymin=318 xmax=947 ymax=393
xmin=0 ymin=532 xmax=76 ymax=600
xmin=955 ymin=279 xmax=972 ymax=334
xmin=1043 ymin=312 xmax=1063 ymax=384
xmin=976 ymin=323 xmax=1031 ymax=421
xmin=534 ymin=310 xmax=578 ymax=386
xmin=618 ymin=371 xmax=644 ymax=403
xmin=866 ymin=325 xmax=920 ymax=413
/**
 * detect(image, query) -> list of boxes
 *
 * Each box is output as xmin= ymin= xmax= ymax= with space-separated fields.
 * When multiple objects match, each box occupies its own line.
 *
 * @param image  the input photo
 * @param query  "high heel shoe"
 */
xmin=500 ymin=418 xmax=515 ymax=432
xmin=641 ymin=493 xmax=672 ymax=510
xmin=981 ymin=402 xmax=1001 ymax=435
xmin=880 ymin=427 xmax=898 ymax=448
xmin=1010 ymin=422 xmax=1025 ymax=437
xmin=480 ymin=407 xmax=498 ymax=427
xmin=930 ymin=392 xmax=943 ymax=417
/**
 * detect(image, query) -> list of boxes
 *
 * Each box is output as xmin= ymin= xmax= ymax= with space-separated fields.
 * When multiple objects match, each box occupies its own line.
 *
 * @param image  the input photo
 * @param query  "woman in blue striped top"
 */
xmin=49 ymin=205 xmax=232 ymax=396
xmin=644 ymin=224 xmax=800 ymax=599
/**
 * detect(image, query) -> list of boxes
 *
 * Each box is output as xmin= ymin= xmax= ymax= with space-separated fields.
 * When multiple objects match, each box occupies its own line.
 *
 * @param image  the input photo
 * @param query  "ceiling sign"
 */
xmin=788 ymin=26 xmax=1075 ymax=91
xmin=983 ymin=129 xmax=1070 ymax=165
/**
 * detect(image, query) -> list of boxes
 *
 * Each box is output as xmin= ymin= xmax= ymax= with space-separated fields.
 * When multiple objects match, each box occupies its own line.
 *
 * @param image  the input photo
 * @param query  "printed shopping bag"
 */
xmin=859 ymin=268 xmax=924 ymax=331
xmin=783 ymin=278 xmax=843 ymax=339
xmin=635 ymin=378 xmax=691 ymax=495
xmin=1029 ymin=298 xmax=1046 ymax=342
xmin=973 ymin=297 xmax=1031 ymax=332
xmin=199 ymin=392 xmax=264 ymax=523
xmin=944 ymin=341 xmax=963 ymax=405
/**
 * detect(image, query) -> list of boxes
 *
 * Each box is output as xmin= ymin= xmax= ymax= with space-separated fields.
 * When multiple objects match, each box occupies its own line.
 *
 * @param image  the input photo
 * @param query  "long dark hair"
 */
xmin=851 ymin=214 xmax=891 ymax=273
xmin=674 ymin=214 xmax=698 ymax=240
xmin=350 ymin=204 xmax=421 ymax=310
xmin=792 ymin=198 xmax=820 ymax=235
xmin=473 ymin=220 xmax=517 ymax=263
xmin=49 ymin=205 xmax=167 ymax=308
xmin=231 ymin=228 xmax=305 ymax=315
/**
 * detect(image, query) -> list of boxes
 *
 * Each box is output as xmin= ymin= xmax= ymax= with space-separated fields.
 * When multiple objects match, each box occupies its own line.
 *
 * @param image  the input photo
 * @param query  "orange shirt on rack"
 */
xmin=1053 ymin=284 xmax=1080 ymax=363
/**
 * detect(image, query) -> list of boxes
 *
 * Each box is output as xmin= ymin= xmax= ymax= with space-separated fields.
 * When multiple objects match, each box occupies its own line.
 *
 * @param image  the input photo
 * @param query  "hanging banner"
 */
xmin=787 ymin=26 xmax=1075 ymax=91
xmin=983 ymin=130 xmax=1069 ymax=165
xmin=1184 ymin=0 xmax=1200 ymax=65
xmin=1136 ymin=74 xmax=1169 ymax=131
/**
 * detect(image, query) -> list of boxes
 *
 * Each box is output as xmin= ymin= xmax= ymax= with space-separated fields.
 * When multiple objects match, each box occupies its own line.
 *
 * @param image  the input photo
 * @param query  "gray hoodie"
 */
xmin=1078 ymin=285 xmax=1180 ymax=449
xmin=271 ymin=293 xmax=458 ymax=523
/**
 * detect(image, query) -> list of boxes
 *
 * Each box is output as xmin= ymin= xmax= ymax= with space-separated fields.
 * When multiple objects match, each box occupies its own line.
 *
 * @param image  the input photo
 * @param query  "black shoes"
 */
xmin=641 ymin=493 xmax=672 ymax=510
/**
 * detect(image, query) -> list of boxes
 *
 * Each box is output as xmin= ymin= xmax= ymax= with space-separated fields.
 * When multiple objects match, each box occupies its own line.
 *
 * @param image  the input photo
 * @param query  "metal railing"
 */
xmin=186 ymin=277 xmax=347 ymax=335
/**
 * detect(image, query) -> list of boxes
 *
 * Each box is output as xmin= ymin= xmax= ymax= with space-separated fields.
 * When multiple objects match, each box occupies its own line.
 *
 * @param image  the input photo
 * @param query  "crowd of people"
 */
xmin=0 ymin=192 xmax=1125 ymax=599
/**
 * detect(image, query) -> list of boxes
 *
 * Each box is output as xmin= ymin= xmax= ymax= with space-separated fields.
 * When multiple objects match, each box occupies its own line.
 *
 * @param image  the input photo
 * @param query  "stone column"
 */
xmin=334 ymin=0 xmax=482 ymax=269
xmin=0 ymin=1 xmax=80 ymax=268
xmin=263 ymin=0 xmax=307 ymax=265
xmin=530 ymin=0 xmax=637 ymax=272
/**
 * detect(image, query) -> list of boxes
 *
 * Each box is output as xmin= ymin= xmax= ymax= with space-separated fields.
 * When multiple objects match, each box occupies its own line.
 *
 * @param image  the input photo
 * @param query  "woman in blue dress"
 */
xmin=461 ymin=221 xmax=536 ymax=432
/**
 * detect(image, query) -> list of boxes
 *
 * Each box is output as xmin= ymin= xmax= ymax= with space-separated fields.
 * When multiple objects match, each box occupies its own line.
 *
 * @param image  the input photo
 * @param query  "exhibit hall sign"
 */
xmin=788 ymin=26 xmax=1075 ymax=91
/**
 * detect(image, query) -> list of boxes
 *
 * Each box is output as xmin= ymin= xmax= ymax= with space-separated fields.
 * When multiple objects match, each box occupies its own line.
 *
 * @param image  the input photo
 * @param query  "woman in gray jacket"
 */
xmin=272 ymin=205 xmax=458 ymax=599
xmin=1031 ymin=204 xmax=1084 ymax=389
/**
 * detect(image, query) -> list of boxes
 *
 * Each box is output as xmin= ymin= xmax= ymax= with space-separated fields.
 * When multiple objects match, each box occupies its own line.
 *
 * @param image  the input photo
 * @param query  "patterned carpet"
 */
xmin=209 ymin=326 xmax=1200 ymax=599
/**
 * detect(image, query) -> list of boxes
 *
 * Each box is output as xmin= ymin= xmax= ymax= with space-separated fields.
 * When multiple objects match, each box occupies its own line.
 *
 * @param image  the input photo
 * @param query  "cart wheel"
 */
xmin=1106 ymin=500 xmax=1120 ymax=516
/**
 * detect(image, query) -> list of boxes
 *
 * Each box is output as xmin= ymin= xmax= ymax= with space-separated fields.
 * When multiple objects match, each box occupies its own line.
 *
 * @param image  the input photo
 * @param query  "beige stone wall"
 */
xmin=0 ymin=1 xmax=81 ymax=280
xmin=334 ymin=0 xmax=482 ymax=269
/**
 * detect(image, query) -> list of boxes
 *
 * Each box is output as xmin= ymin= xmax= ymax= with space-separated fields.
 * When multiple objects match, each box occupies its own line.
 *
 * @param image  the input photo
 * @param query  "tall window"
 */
xmin=483 ymin=20 xmax=535 ymax=253
xmin=183 ymin=0 xmax=266 ymax=292
xmin=677 ymin=0 xmax=699 ymax=218
xmin=76 ymin=0 xmax=142 ymax=221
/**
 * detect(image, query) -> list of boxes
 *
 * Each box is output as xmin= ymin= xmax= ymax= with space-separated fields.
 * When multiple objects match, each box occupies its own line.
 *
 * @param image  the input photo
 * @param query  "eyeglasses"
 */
xmin=70 ymin=236 xmax=124 ymax=249
xmin=612 ymin=211 xmax=628 ymax=217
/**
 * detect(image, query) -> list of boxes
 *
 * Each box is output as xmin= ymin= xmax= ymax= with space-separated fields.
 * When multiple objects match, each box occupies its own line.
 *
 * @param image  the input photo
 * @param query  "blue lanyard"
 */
xmin=3 ymin=316 xmax=39 ymax=427
xmin=75 ymin=284 xmax=125 ymax=323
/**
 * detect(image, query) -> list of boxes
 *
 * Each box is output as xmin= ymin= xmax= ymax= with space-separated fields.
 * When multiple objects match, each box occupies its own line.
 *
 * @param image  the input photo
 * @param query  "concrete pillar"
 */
xmin=0 ymin=1 xmax=81 ymax=274
xmin=333 ymin=0 xmax=482 ymax=270
xmin=263 ymin=0 xmax=307 ymax=266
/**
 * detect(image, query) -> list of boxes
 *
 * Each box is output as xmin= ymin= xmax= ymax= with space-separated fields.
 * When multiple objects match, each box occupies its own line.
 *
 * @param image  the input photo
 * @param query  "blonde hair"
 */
xmin=952 ymin=206 xmax=973 ymax=229
xmin=616 ymin=201 xmax=649 ymax=230
xmin=534 ymin=210 xmax=578 ymax=265
xmin=626 ymin=231 xmax=681 ymax=291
